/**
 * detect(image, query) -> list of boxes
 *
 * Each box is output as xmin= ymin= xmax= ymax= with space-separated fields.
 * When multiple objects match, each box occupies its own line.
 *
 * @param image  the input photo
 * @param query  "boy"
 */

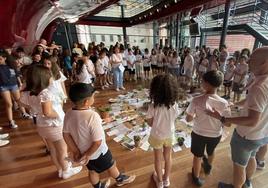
xmin=186 ymin=71 xmax=231 ymax=186
xmin=63 ymin=83 xmax=136 ymax=188
xmin=223 ymin=57 xmax=236 ymax=100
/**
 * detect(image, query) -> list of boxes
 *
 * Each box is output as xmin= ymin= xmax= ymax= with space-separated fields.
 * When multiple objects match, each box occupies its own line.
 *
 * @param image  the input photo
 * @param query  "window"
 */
xmin=117 ymin=35 xmax=122 ymax=42
xmin=91 ymin=34 xmax=96 ymax=42
xmin=101 ymin=35 xmax=105 ymax=42
xmin=110 ymin=35 xmax=114 ymax=42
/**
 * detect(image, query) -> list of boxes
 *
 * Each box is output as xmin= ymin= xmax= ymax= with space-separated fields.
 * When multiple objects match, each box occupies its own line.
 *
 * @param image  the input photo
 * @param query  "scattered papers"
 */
xmin=173 ymin=145 xmax=182 ymax=152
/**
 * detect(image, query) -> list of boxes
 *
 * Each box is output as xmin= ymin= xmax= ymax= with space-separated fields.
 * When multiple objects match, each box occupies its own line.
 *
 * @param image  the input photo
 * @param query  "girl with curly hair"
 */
xmin=146 ymin=74 xmax=180 ymax=188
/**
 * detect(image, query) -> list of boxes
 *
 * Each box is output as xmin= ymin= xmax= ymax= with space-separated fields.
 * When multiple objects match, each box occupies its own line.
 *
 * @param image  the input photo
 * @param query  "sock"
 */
xmin=115 ymin=173 xmax=128 ymax=182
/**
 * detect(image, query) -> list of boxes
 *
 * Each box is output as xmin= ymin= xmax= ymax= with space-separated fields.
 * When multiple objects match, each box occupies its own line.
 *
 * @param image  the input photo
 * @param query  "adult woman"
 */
xmin=110 ymin=46 xmax=125 ymax=91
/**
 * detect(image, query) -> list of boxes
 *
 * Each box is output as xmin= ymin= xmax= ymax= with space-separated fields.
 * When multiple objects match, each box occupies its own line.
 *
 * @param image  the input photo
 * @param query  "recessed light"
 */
xmin=150 ymin=12 xmax=152 ymax=15
xmin=164 ymin=4 xmax=167 ymax=8
xmin=157 ymin=9 xmax=159 ymax=12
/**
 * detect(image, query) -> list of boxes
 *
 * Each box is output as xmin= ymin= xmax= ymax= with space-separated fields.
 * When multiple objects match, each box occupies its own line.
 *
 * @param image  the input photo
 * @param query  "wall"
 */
xmin=205 ymin=34 xmax=255 ymax=53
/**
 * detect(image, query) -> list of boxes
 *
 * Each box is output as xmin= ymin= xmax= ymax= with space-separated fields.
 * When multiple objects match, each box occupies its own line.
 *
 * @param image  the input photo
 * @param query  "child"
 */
xmin=0 ymin=52 xmax=30 ymax=129
xmin=146 ymin=74 xmax=180 ymax=188
xmin=20 ymin=65 xmax=82 ymax=179
xmin=43 ymin=56 xmax=67 ymax=104
xmin=143 ymin=48 xmax=151 ymax=80
xmin=223 ymin=57 xmax=236 ymax=99
xmin=96 ymin=50 xmax=107 ymax=90
xmin=183 ymin=49 xmax=194 ymax=88
xmin=135 ymin=49 xmax=143 ymax=79
xmin=150 ymin=49 xmax=158 ymax=76
xmin=127 ymin=48 xmax=136 ymax=81
xmin=232 ymin=55 xmax=249 ymax=102
xmin=157 ymin=49 xmax=164 ymax=74
xmin=186 ymin=70 xmax=231 ymax=186
xmin=63 ymin=83 xmax=136 ymax=188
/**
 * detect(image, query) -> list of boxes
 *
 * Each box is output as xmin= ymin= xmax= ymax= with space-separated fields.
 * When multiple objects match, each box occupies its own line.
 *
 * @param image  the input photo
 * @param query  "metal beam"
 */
xmin=219 ymin=0 xmax=231 ymax=48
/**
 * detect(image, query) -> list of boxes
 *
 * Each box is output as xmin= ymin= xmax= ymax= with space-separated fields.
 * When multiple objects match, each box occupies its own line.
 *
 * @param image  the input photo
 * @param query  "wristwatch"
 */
xmin=220 ymin=116 xmax=226 ymax=124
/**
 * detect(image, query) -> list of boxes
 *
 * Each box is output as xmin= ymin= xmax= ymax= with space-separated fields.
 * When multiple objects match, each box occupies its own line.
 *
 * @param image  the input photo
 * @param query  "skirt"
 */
xmin=37 ymin=126 xmax=63 ymax=142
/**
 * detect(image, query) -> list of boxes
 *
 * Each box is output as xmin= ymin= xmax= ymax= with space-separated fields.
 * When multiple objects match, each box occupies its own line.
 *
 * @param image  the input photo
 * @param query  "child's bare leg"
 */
xmin=46 ymin=139 xmax=62 ymax=171
xmin=154 ymin=149 xmax=163 ymax=182
xmin=163 ymin=146 xmax=172 ymax=181
xmin=207 ymin=153 xmax=215 ymax=165
xmin=193 ymin=156 xmax=202 ymax=177
xmin=256 ymin=144 xmax=268 ymax=161
xmin=107 ymin=163 xmax=120 ymax=178
xmin=89 ymin=170 xmax=101 ymax=185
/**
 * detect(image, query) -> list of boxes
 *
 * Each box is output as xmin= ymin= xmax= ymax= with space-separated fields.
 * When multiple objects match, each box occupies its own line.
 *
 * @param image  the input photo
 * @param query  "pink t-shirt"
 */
xmin=63 ymin=108 xmax=108 ymax=159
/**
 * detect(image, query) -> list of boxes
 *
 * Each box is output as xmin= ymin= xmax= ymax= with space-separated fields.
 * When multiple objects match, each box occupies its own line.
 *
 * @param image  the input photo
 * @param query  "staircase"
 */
xmin=195 ymin=0 xmax=268 ymax=45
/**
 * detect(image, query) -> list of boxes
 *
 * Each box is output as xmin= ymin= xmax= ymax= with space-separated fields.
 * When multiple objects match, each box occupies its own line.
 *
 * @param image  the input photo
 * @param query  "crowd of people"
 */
xmin=0 ymin=38 xmax=268 ymax=188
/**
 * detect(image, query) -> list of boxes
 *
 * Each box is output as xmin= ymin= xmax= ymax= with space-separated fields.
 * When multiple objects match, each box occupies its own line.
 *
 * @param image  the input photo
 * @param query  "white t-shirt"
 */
xmin=183 ymin=54 xmax=194 ymax=72
xmin=224 ymin=64 xmax=236 ymax=81
xmin=157 ymin=53 xmax=164 ymax=67
xmin=236 ymin=75 xmax=268 ymax=140
xmin=96 ymin=59 xmax=105 ymax=75
xmin=147 ymin=103 xmax=180 ymax=139
xmin=186 ymin=94 xmax=231 ymax=137
xmin=143 ymin=54 xmax=151 ymax=67
xmin=50 ymin=71 xmax=67 ymax=102
xmin=111 ymin=53 xmax=123 ymax=68
xmin=151 ymin=55 xmax=157 ymax=65
xmin=103 ymin=56 xmax=110 ymax=71
xmin=20 ymin=89 xmax=65 ymax=127
xmin=76 ymin=64 xmax=92 ymax=84
xmin=198 ymin=59 xmax=209 ymax=73
xmin=85 ymin=59 xmax=95 ymax=78
xmin=63 ymin=109 xmax=108 ymax=159
xmin=171 ymin=57 xmax=181 ymax=68
xmin=233 ymin=63 xmax=249 ymax=84
xmin=127 ymin=54 xmax=136 ymax=70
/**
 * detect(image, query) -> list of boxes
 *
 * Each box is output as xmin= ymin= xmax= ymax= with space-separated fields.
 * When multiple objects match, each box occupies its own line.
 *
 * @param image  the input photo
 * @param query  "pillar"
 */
xmin=121 ymin=4 xmax=127 ymax=48
xmin=219 ymin=0 xmax=231 ymax=48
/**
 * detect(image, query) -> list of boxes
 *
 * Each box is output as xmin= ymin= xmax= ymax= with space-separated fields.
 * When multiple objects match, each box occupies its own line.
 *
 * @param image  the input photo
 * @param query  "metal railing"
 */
xmin=196 ymin=0 xmax=268 ymax=34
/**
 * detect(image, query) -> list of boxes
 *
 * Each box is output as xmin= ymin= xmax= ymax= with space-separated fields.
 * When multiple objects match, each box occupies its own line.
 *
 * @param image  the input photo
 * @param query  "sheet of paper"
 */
xmin=173 ymin=145 xmax=182 ymax=152
xmin=107 ymin=129 xmax=119 ymax=136
xmin=140 ymin=141 xmax=150 ymax=151
xmin=113 ymin=134 xmax=125 ymax=142
xmin=184 ymin=135 xmax=191 ymax=148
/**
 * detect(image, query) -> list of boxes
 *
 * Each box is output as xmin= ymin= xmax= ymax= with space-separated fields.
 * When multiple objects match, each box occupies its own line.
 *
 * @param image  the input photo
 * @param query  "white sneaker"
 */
xmin=62 ymin=166 xmax=82 ymax=179
xmin=163 ymin=178 xmax=170 ymax=187
xmin=22 ymin=113 xmax=32 ymax=119
xmin=0 ymin=133 xmax=9 ymax=139
xmin=120 ymin=87 xmax=126 ymax=90
xmin=153 ymin=172 xmax=164 ymax=188
xmin=9 ymin=120 xmax=18 ymax=129
xmin=58 ymin=162 xmax=72 ymax=178
xmin=0 ymin=140 xmax=9 ymax=147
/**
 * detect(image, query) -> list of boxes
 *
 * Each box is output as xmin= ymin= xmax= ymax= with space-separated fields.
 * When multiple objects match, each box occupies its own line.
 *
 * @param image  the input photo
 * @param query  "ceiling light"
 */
xmin=174 ymin=0 xmax=177 ymax=3
xmin=164 ymin=4 xmax=167 ymax=8
xmin=144 ymin=15 xmax=147 ymax=18
xmin=157 ymin=9 xmax=159 ymax=12
xmin=150 ymin=12 xmax=152 ymax=15
xmin=139 ymin=17 xmax=141 ymax=19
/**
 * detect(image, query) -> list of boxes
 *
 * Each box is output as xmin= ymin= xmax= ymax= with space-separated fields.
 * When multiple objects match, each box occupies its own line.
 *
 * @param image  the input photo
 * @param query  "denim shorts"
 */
xmin=231 ymin=129 xmax=268 ymax=167
xmin=0 ymin=85 xmax=18 ymax=92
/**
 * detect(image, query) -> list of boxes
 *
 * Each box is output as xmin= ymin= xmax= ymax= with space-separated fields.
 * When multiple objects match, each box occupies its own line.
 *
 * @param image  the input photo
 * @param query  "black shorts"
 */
xmin=223 ymin=80 xmax=232 ymax=87
xmin=128 ymin=69 xmax=135 ymax=75
xmin=124 ymin=66 xmax=128 ymax=72
xmin=86 ymin=150 xmax=114 ymax=173
xmin=191 ymin=132 xmax=222 ymax=158
xmin=151 ymin=64 xmax=157 ymax=70
xmin=232 ymin=82 xmax=244 ymax=94
xmin=144 ymin=66 xmax=151 ymax=72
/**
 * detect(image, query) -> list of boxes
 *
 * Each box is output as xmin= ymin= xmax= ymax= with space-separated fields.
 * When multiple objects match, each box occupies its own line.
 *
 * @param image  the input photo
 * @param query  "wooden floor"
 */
xmin=0 ymin=81 xmax=268 ymax=188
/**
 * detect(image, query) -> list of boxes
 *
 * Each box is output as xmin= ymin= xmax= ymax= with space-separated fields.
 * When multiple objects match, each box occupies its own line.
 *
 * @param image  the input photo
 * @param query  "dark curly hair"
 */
xmin=149 ymin=74 xmax=179 ymax=109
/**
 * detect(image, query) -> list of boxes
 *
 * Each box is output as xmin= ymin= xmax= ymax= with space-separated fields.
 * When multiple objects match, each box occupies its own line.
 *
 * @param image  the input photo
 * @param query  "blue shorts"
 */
xmin=0 ymin=85 xmax=19 ymax=92
xmin=231 ymin=130 xmax=268 ymax=167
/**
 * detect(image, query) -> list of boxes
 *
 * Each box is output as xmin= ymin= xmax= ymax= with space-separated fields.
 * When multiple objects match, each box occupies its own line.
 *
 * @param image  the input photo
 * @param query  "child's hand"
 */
xmin=79 ymin=154 xmax=90 ymax=165
xmin=73 ymin=151 xmax=82 ymax=162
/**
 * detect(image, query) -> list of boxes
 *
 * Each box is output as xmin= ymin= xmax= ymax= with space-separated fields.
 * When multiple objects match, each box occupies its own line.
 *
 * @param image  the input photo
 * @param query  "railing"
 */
xmin=196 ymin=0 xmax=268 ymax=31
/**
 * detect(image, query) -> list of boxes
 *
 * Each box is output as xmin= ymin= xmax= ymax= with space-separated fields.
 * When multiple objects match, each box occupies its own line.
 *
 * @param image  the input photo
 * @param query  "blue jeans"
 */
xmin=112 ymin=67 xmax=123 ymax=89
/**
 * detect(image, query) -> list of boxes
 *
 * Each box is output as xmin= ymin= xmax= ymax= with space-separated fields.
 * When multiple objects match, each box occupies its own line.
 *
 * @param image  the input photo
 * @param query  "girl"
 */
xmin=171 ymin=51 xmax=181 ymax=78
xmin=150 ymin=49 xmax=158 ymax=76
xmin=75 ymin=59 xmax=93 ymax=85
xmin=167 ymin=51 xmax=173 ymax=75
xmin=198 ymin=51 xmax=209 ymax=86
xmin=19 ymin=65 xmax=82 ymax=179
xmin=96 ymin=50 xmax=107 ymax=90
xmin=63 ymin=49 xmax=72 ymax=79
xmin=146 ymin=74 xmax=180 ymax=188
xmin=143 ymin=48 xmax=151 ymax=80
xmin=135 ymin=49 xmax=143 ymax=79
xmin=43 ymin=57 xmax=67 ymax=104
xmin=232 ymin=55 xmax=249 ymax=102
xmin=127 ymin=48 xmax=136 ymax=81
xmin=111 ymin=46 xmax=125 ymax=91
xmin=0 ymin=52 xmax=30 ymax=129
xmin=223 ymin=57 xmax=236 ymax=99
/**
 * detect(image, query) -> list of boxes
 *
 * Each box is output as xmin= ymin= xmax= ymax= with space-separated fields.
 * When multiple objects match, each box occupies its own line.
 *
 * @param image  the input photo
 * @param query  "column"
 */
xmin=219 ymin=0 xmax=231 ymax=48
xmin=175 ymin=13 xmax=179 ymax=50
xmin=121 ymin=4 xmax=127 ymax=48
xmin=153 ymin=21 xmax=158 ymax=47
